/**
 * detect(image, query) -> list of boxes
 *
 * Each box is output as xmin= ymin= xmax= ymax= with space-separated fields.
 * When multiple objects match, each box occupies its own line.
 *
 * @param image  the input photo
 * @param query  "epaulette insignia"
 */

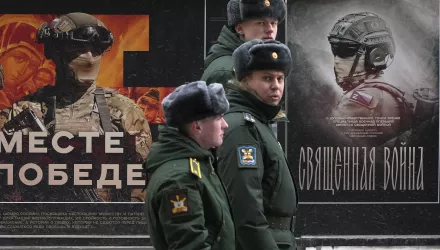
xmin=243 ymin=112 xmax=255 ymax=123
xmin=189 ymin=158 xmax=202 ymax=179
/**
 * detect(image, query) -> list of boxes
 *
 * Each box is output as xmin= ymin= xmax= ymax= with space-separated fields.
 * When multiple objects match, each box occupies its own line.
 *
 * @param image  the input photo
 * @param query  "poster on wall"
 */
xmin=0 ymin=13 xmax=152 ymax=245
xmin=0 ymin=0 xmax=205 ymax=247
xmin=285 ymin=0 xmax=439 ymax=243
xmin=0 ymin=14 xmax=175 ymax=125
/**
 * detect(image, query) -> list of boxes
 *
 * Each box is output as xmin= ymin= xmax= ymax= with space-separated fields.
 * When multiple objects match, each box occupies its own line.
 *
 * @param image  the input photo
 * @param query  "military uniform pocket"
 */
xmin=204 ymin=188 xmax=224 ymax=249
xmin=269 ymin=159 xmax=282 ymax=206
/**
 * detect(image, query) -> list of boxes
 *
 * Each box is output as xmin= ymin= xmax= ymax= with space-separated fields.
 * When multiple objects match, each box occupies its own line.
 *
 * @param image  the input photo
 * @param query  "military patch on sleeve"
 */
xmin=167 ymin=189 xmax=190 ymax=216
xmin=349 ymin=90 xmax=373 ymax=107
xmin=189 ymin=158 xmax=202 ymax=179
xmin=237 ymin=145 xmax=258 ymax=168
xmin=243 ymin=112 xmax=255 ymax=123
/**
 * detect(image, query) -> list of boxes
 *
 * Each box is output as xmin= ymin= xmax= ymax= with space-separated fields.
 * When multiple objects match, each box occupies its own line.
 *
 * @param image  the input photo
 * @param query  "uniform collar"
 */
xmin=225 ymin=83 xmax=281 ymax=122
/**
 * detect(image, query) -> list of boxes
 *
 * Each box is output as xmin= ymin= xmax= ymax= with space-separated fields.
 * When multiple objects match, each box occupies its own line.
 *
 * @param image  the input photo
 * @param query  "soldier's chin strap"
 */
xmin=346 ymin=45 xmax=366 ymax=82
xmin=340 ymin=45 xmax=366 ymax=91
xmin=94 ymin=87 xmax=113 ymax=133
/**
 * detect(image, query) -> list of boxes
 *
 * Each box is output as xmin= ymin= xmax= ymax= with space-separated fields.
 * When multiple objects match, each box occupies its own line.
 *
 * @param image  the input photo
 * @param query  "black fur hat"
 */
xmin=233 ymin=39 xmax=292 ymax=80
xmin=162 ymin=81 xmax=229 ymax=127
xmin=228 ymin=0 xmax=287 ymax=27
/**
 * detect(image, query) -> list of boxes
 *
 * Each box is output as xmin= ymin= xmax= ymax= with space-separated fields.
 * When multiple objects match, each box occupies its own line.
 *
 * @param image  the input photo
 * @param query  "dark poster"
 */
xmin=285 ymin=0 xmax=439 ymax=246
xmin=0 ymin=0 xmax=204 ymax=248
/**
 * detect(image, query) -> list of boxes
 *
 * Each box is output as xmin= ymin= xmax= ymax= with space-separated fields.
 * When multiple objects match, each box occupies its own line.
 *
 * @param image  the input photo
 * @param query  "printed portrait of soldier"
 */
xmin=325 ymin=12 xmax=415 ymax=146
xmin=0 ymin=13 xmax=152 ymax=202
xmin=286 ymin=0 xmax=439 ymax=150
xmin=136 ymin=88 xmax=166 ymax=124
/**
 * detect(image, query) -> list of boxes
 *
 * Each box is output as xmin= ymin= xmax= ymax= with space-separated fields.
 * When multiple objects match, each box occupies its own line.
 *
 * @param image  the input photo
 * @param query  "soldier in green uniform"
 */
xmin=201 ymin=0 xmax=287 ymax=86
xmin=145 ymin=81 xmax=235 ymax=250
xmin=217 ymin=39 xmax=298 ymax=250
xmin=0 ymin=13 xmax=152 ymax=202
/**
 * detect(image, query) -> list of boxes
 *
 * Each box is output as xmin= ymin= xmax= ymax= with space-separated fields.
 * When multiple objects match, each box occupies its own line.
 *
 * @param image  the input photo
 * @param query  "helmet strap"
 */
xmin=347 ymin=44 xmax=365 ymax=81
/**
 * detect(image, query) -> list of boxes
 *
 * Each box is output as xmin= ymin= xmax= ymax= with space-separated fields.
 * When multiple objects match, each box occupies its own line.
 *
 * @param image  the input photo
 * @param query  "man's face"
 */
xmin=246 ymin=70 xmax=285 ymax=105
xmin=0 ymin=46 xmax=42 ymax=88
xmin=330 ymin=42 xmax=367 ymax=88
xmin=63 ymin=43 xmax=103 ymax=60
xmin=137 ymin=96 xmax=160 ymax=122
xmin=197 ymin=115 xmax=228 ymax=149
xmin=333 ymin=54 xmax=366 ymax=87
xmin=61 ymin=43 xmax=103 ymax=83
xmin=236 ymin=17 xmax=278 ymax=41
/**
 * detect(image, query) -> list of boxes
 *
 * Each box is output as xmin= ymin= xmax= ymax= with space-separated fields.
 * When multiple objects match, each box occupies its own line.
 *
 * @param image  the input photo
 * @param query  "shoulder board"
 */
xmin=189 ymin=158 xmax=202 ymax=179
xmin=242 ymin=112 xmax=255 ymax=123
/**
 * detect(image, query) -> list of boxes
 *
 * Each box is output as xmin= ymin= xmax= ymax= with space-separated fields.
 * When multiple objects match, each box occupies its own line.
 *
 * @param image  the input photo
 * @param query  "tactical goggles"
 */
xmin=56 ymin=26 xmax=114 ymax=52
xmin=328 ymin=37 xmax=362 ymax=58
xmin=330 ymin=43 xmax=361 ymax=58
xmin=68 ymin=26 xmax=113 ymax=44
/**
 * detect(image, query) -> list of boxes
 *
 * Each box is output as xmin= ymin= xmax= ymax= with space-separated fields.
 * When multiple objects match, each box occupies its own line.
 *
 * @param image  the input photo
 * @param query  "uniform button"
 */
xmin=216 ymin=236 xmax=221 ymax=242
xmin=223 ymin=220 xmax=225 ymax=225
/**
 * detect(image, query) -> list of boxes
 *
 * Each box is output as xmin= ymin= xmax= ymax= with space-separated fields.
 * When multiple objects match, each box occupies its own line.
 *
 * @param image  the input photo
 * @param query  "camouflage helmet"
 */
xmin=36 ymin=12 xmax=114 ymax=58
xmin=328 ymin=12 xmax=395 ymax=71
xmin=50 ymin=13 xmax=108 ymax=33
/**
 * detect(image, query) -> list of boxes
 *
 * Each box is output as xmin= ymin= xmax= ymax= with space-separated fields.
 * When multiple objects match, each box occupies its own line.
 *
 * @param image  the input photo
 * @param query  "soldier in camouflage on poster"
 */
xmin=0 ymin=12 xmax=152 ymax=202
xmin=328 ymin=12 xmax=414 ymax=146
